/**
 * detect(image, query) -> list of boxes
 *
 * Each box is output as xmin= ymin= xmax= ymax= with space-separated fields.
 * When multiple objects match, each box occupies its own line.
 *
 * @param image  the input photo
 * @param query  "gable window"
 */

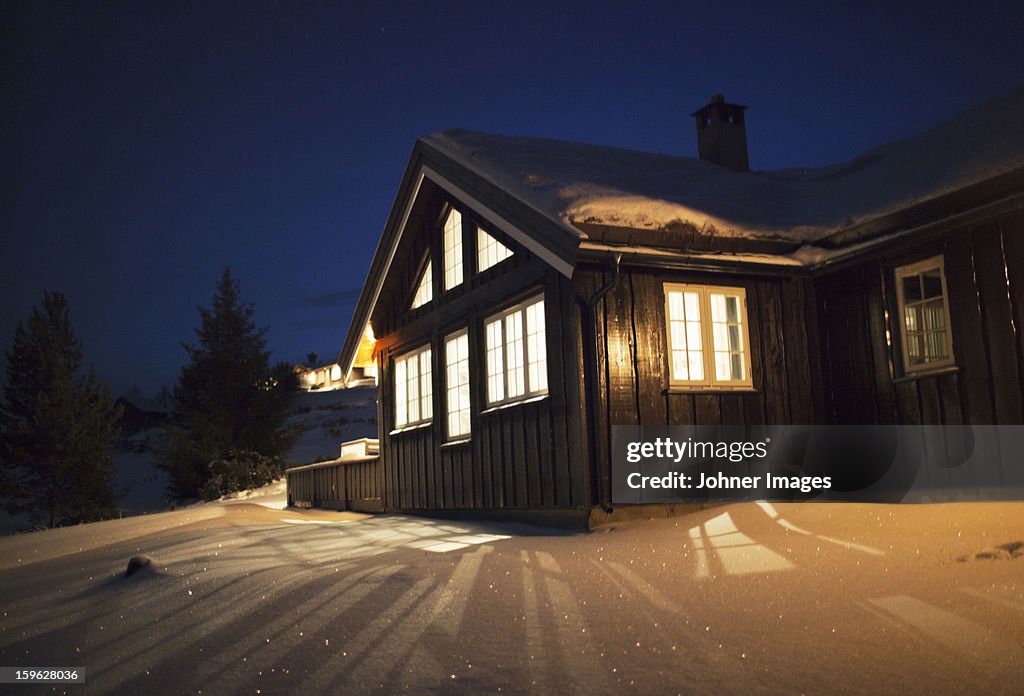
xmin=664 ymin=284 xmax=752 ymax=389
xmin=445 ymin=330 xmax=471 ymax=440
xmin=477 ymin=226 xmax=513 ymax=273
xmin=394 ymin=345 xmax=432 ymax=428
xmin=895 ymin=256 xmax=954 ymax=373
xmin=410 ymin=258 xmax=432 ymax=309
xmin=443 ymin=208 xmax=463 ymax=291
xmin=485 ymin=295 xmax=547 ymax=406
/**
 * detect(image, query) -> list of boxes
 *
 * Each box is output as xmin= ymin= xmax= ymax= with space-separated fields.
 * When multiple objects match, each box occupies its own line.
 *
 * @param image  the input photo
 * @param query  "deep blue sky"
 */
xmin=3 ymin=1 xmax=1023 ymax=397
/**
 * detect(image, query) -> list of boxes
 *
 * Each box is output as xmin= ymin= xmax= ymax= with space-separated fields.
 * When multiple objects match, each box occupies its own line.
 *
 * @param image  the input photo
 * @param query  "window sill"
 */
xmin=441 ymin=438 xmax=471 ymax=449
xmin=664 ymin=386 xmax=757 ymax=395
xmin=389 ymin=421 xmax=431 ymax=436
xmin=893 ymin=365 xmax=958 ymax=383
xmin=480 ymin=393 xmax=549 ymax=414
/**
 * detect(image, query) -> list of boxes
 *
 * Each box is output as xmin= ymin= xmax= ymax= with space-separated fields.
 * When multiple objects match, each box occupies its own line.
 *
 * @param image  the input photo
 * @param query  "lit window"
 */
xmin=411 ymin=258 xmax=432 ymax=309
xmin=477 ymin=227 xmax=513 ymax=273
xmin=664 ymin=284 xmax=752 ymax=389
xmin=443 ymin=208 xmax=463 ymax=290
xmin=445 ymin=330 xmax=471 ymax=440
xmin=394 ymin=345 xmax=432 ymax=428
xmin=895 ymin=256 xmax=955 ymax=372
xmin=485 ymin=296 xmax=547 ymax=406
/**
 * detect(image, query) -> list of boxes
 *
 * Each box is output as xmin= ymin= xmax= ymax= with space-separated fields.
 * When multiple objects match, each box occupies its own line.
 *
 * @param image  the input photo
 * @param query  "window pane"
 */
xmin=684 ymin=292 xmax=700 ymax=320
xmin=411 ymin=260 xmax=432 ymax=309
xmin=715 ymin=352 xmax=730 ymax=381
xmin=922 ymin=268 xmax=943 ymax=299
xmin=673 ymin=351 xmax=688 ymax=380
xmin=726 ymin=296 xmax=739 ymax=323
xmin=420 ymin=350 xmax=432 ymax=419
xmin=710 ymin=293 xmax=726 ymax=322
xmin=486 ymin=319 xmax=504 ymax=403
xmin=443 ymin=209 xmax=463 ymax=290
xmin=923 ymin=300 xmax=945 ymax=330
xmin=671 ymin=321 xmax=686 ymax=350
xmin=688 ymin=351 xmax=704 ymax=380
xmin=395 ymin=358 xmax=407 ymax=427
xmin=445 ymin=333 xmax=469 ymax=438
xmin=506 ymin=312 xmax=525 ymax=398
xmin=686 ymin=321 xmax=702 ymax=352
xmin=713 ymin=323 xmax=728 ymax=352
xmin=668 ymin=291 xmax=684 ymax=320
xmin=478 ymin=227 xmax=512 ymax=272
xmin=526 ymin=300 xmax=547 ymax=394
xmin=902 ymin=275 xmax=922 ymax=302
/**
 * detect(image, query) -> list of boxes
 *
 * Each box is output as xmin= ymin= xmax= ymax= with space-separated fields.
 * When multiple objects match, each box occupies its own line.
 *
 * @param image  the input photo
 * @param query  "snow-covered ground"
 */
xmin=0 ymin=498 xmax=1021 ymax=694
xmin=0 ymin=387 xmax=377 ymax=535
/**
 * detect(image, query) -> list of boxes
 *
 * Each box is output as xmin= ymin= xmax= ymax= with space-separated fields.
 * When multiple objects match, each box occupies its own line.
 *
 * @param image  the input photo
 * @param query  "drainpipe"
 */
xmin=581 ymin=253 xmax=621 ymax=513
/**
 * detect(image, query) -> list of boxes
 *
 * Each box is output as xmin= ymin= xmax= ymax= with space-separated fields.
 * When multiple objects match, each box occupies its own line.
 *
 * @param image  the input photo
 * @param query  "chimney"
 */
xmin=691 ymin=94 xmax=749 ymax=172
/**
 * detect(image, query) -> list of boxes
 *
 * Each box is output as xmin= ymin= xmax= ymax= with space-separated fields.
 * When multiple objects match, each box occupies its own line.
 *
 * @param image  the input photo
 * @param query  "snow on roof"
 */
xmin=424 ymin=85 xmax=1024 ymax=243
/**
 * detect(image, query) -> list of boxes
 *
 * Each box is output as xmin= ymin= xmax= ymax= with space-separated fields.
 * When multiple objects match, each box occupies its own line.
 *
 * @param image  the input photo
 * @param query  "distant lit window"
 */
xmin=411 ymin=258 xmax=432 ymax=309
xmin=394 ymin=345 xmax=432 ymax=428
xmin=485 ymin=295 xmax=547 ymax=406
xmin=477 ymin=227 xmax=513 ymax=273
xmin=443 ymin=208 xmax=463 ymax=291
xmin=895 ymin=256 xmax=955 ymax=372
xmin=445 ymin=330 xmax=471 ymax=440
xmin=664 ymin=284 xmax=752 ymax=389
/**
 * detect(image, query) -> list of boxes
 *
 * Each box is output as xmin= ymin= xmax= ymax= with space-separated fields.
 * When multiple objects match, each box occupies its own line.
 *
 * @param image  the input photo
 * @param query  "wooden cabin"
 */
xmin=289 ymin=87 xmax=1024 ymax=522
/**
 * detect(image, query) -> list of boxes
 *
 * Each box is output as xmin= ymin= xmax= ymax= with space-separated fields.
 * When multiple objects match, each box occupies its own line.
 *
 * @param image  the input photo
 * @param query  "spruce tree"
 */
xmin=0 ymin=291 xmax=121 ymax=528
xmin=162 ymin=269 xmax=298 ymax=499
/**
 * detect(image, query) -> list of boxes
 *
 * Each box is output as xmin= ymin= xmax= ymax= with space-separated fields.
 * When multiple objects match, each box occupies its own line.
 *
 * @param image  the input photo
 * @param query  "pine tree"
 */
xmin=162 ymin=269 xmax=298 ymax=499
xmin=0 ymin=291 xmax=121 ymax=528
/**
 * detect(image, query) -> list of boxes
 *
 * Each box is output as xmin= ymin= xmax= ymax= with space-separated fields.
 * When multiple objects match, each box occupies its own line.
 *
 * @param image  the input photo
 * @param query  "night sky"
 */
xmin=4 ymin=1 xmax=1023 ymax=398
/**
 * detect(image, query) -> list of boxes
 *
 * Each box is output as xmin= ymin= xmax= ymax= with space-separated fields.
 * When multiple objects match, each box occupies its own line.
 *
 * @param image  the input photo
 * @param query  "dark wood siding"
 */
xmin=575 ymin=265 xmax=824 ymax=430
xmin=814 ymin=207 xmax=1024 ymax=425
xmin=371 ymin=188 xmax=586 ymax=512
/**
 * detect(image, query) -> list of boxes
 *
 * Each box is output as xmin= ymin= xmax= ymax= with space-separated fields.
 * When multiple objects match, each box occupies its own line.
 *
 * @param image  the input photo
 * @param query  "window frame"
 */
xmin=476 ymin=225 xmax=513 ymax=274
xmin=894 ymin=255 xmax=956 ymax=375
xmin=442 ymin=207 xmax=464 ymax=291
xmin=393 ymin=344 xmax=433 ymax=430
xmin=409 ymin=254 xmax=433 ymax=310
xmin=663 ymin=283 xmax=754 ymax=391
xmin=444 ymin=328 xmax=472 ymax=442
xmin=484 ymin=294 xmax=548 ymax=407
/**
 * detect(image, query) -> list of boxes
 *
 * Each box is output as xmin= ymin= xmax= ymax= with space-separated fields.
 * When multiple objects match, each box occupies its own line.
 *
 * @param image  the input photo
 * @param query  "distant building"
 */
xmin=290 ymin=87 xmax=1024 ymax=521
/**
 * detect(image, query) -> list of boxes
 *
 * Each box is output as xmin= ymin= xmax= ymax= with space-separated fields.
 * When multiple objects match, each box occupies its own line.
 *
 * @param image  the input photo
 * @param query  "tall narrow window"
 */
xmin=477 ymin=227 xmax=513 ymax=273
xmin=410 ymin=258 xmax=432 ymax=309
xmin=443 ymin=208 xmax=463 ymax=291
xmin=664 ymin=284 xmax=752 ymax=389
xmin=394 ymin=345 xmax=432 ymax=428
xmin=895 ymin=256 xmax=954 ymax=373
xmin=485 ymin=295 xmax=547 ymax=406
xmin=445 ymin=330 xmax=471 ymax=440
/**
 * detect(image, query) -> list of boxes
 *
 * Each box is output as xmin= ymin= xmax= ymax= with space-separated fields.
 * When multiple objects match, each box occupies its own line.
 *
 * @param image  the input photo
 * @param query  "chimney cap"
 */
xmin=690 ymin=94 xmax=747 ymax=117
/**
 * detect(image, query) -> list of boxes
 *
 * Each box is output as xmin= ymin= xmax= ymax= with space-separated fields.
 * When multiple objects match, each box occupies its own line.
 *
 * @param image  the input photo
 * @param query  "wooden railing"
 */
xmin=285 ymin=455 xmax=384 ymax=513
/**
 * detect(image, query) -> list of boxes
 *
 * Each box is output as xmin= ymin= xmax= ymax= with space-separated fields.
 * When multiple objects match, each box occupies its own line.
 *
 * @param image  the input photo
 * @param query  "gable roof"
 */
xmin=424 ymin=84 xmax=1024 ymax=244
xmin=338 ymin=84 xmax=1024 ymax=381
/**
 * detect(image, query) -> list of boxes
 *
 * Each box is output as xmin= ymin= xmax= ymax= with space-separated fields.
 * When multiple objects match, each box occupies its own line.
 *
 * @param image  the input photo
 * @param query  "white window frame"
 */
xmin=444 ymin=329 xmax=471 ymax=441
xmin=484 ymin=295 xmax=548 ymax=407
xmin=894 ymin=256 xmax=955 ymax=374
xmin=664 ymin=283 xmax=753 ymax=390
xmin=443 ymin=208 xmax=463 ymax=291
xmin=394 ymin=344 xmax=432 ymax=429
xmin=477 ymin=225 xmax=513 ymax=273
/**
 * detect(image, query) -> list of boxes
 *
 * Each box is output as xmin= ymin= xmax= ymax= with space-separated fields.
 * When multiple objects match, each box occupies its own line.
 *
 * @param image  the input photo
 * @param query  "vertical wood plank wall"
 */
xmin=376 ymin=271 xmax=586 ymax=512
xmin=574 ymin=265 xmax=824 ymax=432
xmin=815 ymin=209 xmax=1024 ymax=426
